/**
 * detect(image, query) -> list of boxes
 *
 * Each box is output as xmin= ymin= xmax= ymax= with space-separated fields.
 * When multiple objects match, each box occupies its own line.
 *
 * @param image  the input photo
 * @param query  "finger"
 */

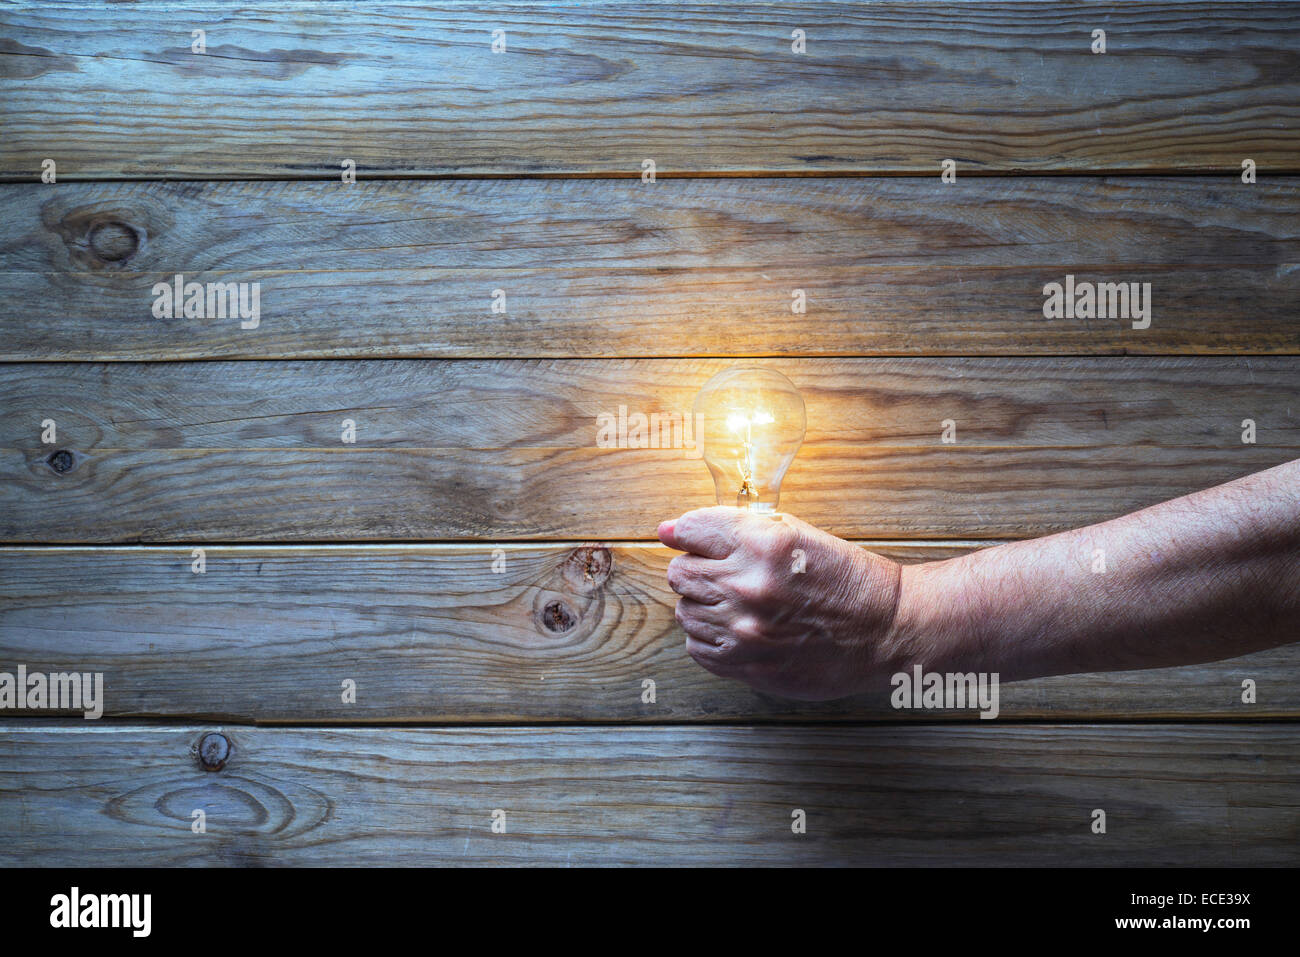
xmin=657 ymin=506 xmax=744 ymax=559
xmin=675 ymin=596 xmax=733 ymax=629
xmin=666 ymin=555 xmax=727 ymax=604
xmin=685 ymin=636 xmax=741 ymax=677
xmin=674 ymin=599 xmax=733 ymax=643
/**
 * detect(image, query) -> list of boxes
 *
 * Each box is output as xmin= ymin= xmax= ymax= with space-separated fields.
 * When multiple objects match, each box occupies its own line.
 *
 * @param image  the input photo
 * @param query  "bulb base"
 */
xmin=741 ymin=501 xmax=781 ymax=520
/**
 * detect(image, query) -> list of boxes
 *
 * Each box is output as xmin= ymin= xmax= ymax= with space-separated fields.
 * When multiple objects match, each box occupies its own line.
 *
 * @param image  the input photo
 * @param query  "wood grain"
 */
xmin=0 ymin=723 xmax=1295 ymax=866
xmin=0 ymin=543 xmax=1293 ymax=722
xmin=3 ymin=0 xmax=1296 ymax=874
xmin=1 ymin=3 xmax=1297 ymax=179
xmin=2 ymin=358 xmax=1295 ymax=541
xmin=2 ymin=177 xmax=1298 ymax=358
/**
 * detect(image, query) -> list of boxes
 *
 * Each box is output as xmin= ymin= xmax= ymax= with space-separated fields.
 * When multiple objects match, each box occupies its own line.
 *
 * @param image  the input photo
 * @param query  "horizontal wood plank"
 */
xmin=0 ymin=723 xmax=1295 ymax=865
xmin=2 ymin=3 xmax=1297 ymax=178
xmin=1 ymin=358 xmax=1296 ymax=541
xmin=2 ymin=177 xmax=1298 ymax=358
xmin=0 ymin=543 xmax=1294 ymax=722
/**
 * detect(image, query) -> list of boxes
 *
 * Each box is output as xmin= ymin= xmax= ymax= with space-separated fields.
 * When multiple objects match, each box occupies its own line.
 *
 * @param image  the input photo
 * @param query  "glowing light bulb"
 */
xmin=694 ymin=367 xmax=806 ymax=515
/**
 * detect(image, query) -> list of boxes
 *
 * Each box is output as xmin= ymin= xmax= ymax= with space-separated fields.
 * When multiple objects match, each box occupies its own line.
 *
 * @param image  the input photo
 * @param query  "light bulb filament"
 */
xmin=736 ymin=418 xmax=758 ymax=506
xmin=695 ymin=368 xmax=805 ymax=515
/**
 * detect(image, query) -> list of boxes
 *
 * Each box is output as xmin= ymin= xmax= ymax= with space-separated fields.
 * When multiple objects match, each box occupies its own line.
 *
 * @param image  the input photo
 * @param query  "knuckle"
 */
xmin=712 ymin=636 xmax=739 ymax=657
xmin=730 ymin=572 xmax=773 ymax=606
xmin=761 ymin=523 xmax=799 ymax=560
xmin=674 ymin=601 xmax=691 ymax=627
xmin=738 ymin=522 xmax=796 ymax=566
xmin=692 ymin=581 xmax=722 ymax=605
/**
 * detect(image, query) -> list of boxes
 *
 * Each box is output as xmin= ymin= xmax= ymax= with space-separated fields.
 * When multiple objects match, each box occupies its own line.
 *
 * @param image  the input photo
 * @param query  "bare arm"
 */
xmin=899 ymin=457 xmax=1300 ymax=682
xmin=659 ymin=459 xmax=1300 ymax=700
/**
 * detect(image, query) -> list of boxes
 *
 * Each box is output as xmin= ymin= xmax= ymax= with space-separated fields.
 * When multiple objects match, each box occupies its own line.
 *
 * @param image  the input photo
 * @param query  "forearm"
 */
xmin=890 ymin=459 xmax=1300 ymax=682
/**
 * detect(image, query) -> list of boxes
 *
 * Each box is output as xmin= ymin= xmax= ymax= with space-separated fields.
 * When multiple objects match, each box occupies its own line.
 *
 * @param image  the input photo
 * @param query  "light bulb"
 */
xmin=693 ymin=367 xmax=806 ymax=515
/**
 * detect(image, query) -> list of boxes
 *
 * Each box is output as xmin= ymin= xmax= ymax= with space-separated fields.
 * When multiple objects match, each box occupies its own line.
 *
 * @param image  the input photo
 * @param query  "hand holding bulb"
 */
xmin=662 ymin=371 xmax=1300 ymax=702
xmin=657 ymin=506 xmax=907 ymax=700
xmin=659 ymin=366 xmax=908 ymax=700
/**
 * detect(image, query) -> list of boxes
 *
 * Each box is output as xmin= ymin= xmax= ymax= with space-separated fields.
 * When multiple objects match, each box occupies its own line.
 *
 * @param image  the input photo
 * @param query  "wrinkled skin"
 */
xmin=658 ymin=507 xmax=905 ymax=700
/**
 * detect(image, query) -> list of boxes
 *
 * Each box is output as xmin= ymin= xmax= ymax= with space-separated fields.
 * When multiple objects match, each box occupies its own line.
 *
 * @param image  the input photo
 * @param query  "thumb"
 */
xmin=657 ymin=507 xmax=745 ymax=558
xmin=656 ymin=518 xmax=679 ymax=548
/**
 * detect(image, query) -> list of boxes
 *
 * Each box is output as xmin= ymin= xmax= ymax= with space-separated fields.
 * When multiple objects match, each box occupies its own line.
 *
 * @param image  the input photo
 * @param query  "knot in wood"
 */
xmin=196 ymin=732 xmax=231 ymax=771
xmin=540 ymin=599 xmax=577 ymax=634
xmin=46 ymin=449 xmax=74 ymax=474
xmin=562 ymin=545 xmax=612 ymax=591
xmin=87 ymin=221 xmax=139 ymax=262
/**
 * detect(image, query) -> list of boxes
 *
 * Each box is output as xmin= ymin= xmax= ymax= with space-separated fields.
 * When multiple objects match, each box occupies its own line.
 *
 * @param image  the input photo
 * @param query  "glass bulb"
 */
xmin=693 ymin=367 xmax=806 ymax=514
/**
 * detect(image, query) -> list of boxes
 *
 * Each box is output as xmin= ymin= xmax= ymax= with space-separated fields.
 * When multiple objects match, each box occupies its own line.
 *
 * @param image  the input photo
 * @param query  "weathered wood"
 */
xmin=3 ymin=3 xmax=1297 ymax=178
xmin=0 ymin=543 xmax=1293 ymax=722
xmin=0 ymin=724 xmax=1294 ymax=866
xmin=8 ymin=264 xmax=1295 ymax=359
xmin=3 ymin=177 xmax=1298 ymax=358
xmin=2 ymin=358 xmax=1296 ymax=541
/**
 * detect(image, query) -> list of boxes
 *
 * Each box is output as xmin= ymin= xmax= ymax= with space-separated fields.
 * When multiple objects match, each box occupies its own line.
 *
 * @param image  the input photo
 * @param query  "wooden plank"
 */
xmin=1 ymin=358 xmax=1296 ymax=541
xmin=0 ymin=723 xmax=1295 ymax=866
xmin=13 ymin=263 xmax=1298 ymax=360
xmin=0 ymin=543 xmax=1295 ymax=722
xmin=2 ymin=177 xmax=1298 ymax=358
xmin=2 ymin=3 xmax=1298 ymax=179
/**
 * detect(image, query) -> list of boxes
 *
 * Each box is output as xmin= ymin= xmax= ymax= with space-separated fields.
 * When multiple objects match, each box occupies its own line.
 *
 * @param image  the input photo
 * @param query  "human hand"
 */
xmin=657 ymin=507 xmax=906 ymax=700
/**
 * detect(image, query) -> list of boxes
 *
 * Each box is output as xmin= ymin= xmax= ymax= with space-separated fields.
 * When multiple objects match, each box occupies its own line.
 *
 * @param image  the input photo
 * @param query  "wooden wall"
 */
xmin=0 ymin=1 xmax=1297 ymax=866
